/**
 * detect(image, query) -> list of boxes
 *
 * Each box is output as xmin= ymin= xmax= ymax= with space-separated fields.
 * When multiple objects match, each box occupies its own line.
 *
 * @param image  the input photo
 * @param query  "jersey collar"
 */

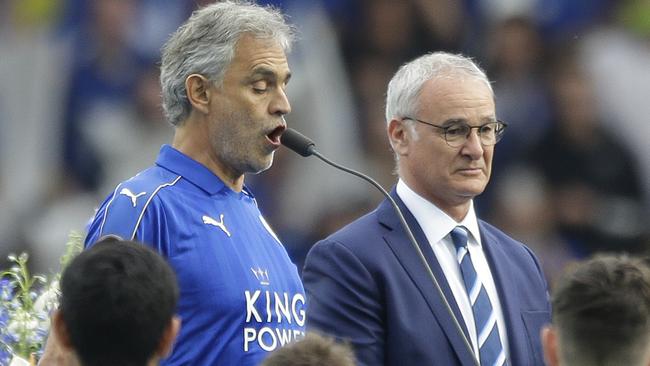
xmin=155 ymin=144 xmax=232 ymax=196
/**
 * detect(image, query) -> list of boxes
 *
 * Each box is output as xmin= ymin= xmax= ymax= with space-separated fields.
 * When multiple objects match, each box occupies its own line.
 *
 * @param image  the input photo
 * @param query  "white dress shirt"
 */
xmin=396 ymin=179 xmax=510 ymax=359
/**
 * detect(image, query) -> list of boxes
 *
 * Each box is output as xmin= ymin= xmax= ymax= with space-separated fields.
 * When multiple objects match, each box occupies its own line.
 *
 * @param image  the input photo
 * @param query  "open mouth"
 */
xmin=266 ymin=125 xmax=286 ymax=147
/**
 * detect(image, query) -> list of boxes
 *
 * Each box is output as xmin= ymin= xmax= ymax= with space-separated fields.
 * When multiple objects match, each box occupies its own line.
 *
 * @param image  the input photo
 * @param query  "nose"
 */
xmin=460 ymin=129 xmax=484 ymax=159
xmin=270 ymin=88 xmax=291 ymax=116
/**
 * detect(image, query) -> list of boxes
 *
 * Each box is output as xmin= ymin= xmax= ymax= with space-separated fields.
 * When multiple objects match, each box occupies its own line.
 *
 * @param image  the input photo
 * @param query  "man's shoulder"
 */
xmin=86 ymin=166 xmax=182 ymax=245
xmin=326 ymin=208 xmax=382 ymax=241
xmin=105 ymin=167 xmax=182 ymax=213
xmin=309 ymin=208 xmax=388 ymax=261
xmin=121 ymin=165 xmax=183 ymax=193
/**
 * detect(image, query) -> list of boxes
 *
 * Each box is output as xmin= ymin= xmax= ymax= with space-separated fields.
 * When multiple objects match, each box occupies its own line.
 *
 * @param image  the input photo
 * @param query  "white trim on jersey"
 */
xmin=129 ymin=175 xmax=182 ymax=240
xmin=98 ymin=183 xmax=125 ymax=237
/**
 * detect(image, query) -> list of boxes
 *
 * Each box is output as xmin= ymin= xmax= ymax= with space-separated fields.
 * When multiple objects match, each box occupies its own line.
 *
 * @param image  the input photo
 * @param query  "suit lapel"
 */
xmin=479 ymin=222 xmax=526 ymax=366
xmin=378 ymin=190 xmax=476 ymax=365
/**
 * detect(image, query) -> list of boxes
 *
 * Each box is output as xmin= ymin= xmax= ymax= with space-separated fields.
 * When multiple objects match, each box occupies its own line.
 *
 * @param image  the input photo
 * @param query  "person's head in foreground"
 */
xmin=52 ymin=239 xmax=180 ymax=366
xmin=542 ymin=254 xmax=650 ymax=366
xmin=261 ymin=332 xmax=357 ymax=366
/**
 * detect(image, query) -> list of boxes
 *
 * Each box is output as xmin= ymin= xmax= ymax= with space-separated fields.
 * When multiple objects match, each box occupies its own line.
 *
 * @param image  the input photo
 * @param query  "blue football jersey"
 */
xmin=85 ymin=145 xmax=306 ymax=366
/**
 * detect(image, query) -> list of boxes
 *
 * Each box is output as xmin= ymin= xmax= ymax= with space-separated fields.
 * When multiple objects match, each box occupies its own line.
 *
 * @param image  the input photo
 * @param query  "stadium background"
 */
xmin=1 ymin=0 xmax=649 ymax=289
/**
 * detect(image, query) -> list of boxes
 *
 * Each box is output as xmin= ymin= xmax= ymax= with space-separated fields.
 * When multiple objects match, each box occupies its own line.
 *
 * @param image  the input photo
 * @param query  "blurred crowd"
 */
xmin=1 ymin=0 xmax=649 ymax=288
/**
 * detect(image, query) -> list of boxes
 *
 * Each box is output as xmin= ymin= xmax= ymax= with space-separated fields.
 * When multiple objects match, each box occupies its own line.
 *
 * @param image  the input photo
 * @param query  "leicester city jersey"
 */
xmin=85 ymin=145 xmax=306 ymax=366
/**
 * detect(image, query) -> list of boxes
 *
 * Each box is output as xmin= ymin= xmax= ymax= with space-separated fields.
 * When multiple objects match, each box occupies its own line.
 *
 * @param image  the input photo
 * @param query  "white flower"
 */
xmin=33 ymin=281 xmax=60 ymax=314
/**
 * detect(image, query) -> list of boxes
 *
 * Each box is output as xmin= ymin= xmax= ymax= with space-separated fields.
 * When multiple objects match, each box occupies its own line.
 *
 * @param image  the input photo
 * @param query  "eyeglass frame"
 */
xmin=402 ymin=117 xmax=508 ymax=147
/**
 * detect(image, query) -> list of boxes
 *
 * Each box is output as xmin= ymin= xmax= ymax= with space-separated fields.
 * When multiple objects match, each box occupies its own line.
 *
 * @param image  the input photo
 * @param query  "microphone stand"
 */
xmin=297 ymin=144 xmax=479 ymax=366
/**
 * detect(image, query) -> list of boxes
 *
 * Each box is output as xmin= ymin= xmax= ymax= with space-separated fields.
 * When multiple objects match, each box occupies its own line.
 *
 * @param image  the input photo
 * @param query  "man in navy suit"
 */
xmin=302 ymin=52 xmax=551 ymax=366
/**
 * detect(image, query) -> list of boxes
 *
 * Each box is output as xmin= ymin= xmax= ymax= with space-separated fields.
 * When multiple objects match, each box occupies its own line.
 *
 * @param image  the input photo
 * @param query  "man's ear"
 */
xmin=541 ymin=325 xmax=560 ymax=366
xmin=387 ymin=118 xmax=411 ymax=156
xmin=157 ymin=316 xmax=182 ymax=359
xmin=185 ymin=74 xmax=213 ymax=115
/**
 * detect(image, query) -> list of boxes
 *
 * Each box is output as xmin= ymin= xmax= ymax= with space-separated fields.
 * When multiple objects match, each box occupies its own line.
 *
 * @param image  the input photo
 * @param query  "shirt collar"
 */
xmin=156 ymin=144 xmax=250 ymax=196
xmin=396 ymin=179 xmax=482 ymax=246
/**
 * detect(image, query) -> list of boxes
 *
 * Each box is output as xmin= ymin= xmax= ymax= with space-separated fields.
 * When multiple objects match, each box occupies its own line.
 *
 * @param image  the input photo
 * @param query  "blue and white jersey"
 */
xmin=85 ymin=145 xmax=306 ymax=366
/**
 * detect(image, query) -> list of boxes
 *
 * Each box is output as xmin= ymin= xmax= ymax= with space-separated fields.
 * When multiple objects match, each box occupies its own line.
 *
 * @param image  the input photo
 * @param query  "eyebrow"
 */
xmin=441 ymin=117 xmax=497 ymax=126
xmin=440 ymin=118 xmax=467 ymax=127
xmin=247 ymin=67 xmax=292 ymax=84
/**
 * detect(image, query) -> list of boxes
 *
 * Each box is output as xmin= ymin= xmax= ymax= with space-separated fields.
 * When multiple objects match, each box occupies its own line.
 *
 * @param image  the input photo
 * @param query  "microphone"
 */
xmin=280 ymin=128 xmax=315 ymax=157
xmin=282 ymin=128 xmax=479 ymax=366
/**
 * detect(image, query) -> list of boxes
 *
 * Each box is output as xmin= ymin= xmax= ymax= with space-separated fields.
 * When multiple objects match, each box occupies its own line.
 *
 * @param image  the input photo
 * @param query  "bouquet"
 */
xmin=0 ymin=231 xmax=83 ymax=366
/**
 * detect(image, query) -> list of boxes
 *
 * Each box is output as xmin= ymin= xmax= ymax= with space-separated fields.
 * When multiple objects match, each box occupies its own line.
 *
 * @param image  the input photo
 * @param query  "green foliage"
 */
xmin=0 ymin=230 xmax=84 ymax=363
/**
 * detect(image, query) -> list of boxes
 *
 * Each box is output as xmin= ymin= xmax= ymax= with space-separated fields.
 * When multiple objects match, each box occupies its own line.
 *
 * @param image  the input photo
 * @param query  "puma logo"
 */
xmin=119 ymin=188 xmax=146 ymax=207
xmin=202 ymin=214 xmax=231 ymax=237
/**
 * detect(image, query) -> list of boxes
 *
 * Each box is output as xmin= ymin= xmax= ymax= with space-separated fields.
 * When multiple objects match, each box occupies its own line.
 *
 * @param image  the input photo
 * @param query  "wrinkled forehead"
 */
xmin=424 ymin=72 xmax=493 ymax=97
xmin=229 ymin=35 xmax=290 ymax=76
xmin=420 ymin=75 xmax=494 ymax=102
xmin=416 ymin=77 xmax=495 ymax=120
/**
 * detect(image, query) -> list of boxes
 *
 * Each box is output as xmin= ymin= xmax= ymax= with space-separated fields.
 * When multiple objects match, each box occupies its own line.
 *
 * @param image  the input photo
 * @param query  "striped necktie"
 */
xmin=451 ymin=226 xmax=506 ymax=366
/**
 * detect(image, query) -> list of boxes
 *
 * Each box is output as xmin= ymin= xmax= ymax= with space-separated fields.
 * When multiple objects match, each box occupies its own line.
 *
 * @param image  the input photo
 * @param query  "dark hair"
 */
xmin=552 ymin=255 xmax=650 ymax=366
xmin=59 ymin=239 xmax=179 ymax=366
xmin=261 ymin=332 xmax=356 ymax=366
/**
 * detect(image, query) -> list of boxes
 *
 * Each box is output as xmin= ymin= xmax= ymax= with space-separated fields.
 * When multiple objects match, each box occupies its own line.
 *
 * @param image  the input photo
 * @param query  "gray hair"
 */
xmin=160 ymin=1 xmax=295 ymax=126
xmin=385 ymin=52 xmax=493 ymax=125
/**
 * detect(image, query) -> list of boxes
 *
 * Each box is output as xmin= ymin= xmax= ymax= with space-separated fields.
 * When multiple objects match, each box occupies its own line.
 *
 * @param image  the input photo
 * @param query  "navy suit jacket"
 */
xmin=303 ymin=190 xmax=551 ymax=366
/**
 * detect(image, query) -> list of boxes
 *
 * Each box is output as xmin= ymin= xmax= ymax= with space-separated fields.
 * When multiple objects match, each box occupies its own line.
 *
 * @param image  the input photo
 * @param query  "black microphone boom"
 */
xmin=281 ymin=128 xmax=479 ymax=366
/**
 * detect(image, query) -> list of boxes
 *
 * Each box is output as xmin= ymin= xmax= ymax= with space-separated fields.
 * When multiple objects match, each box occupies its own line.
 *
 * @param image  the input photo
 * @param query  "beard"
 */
xmin=209 ymin=109 xmax=275 ymax=176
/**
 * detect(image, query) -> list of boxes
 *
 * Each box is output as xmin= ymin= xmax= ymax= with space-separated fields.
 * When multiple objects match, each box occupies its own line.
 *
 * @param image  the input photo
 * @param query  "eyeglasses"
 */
xmin=403 ymin=117 xmax=508 ymax=147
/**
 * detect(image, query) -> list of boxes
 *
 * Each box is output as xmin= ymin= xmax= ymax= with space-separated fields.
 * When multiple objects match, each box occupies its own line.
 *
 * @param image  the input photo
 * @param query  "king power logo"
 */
xmin=243 ymin=290 xmax=306 ymax=352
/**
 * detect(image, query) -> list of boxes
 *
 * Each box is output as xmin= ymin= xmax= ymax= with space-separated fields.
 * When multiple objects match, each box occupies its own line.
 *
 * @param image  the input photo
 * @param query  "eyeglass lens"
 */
xmin=445 ymin=122 xmax=504 ymax=147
